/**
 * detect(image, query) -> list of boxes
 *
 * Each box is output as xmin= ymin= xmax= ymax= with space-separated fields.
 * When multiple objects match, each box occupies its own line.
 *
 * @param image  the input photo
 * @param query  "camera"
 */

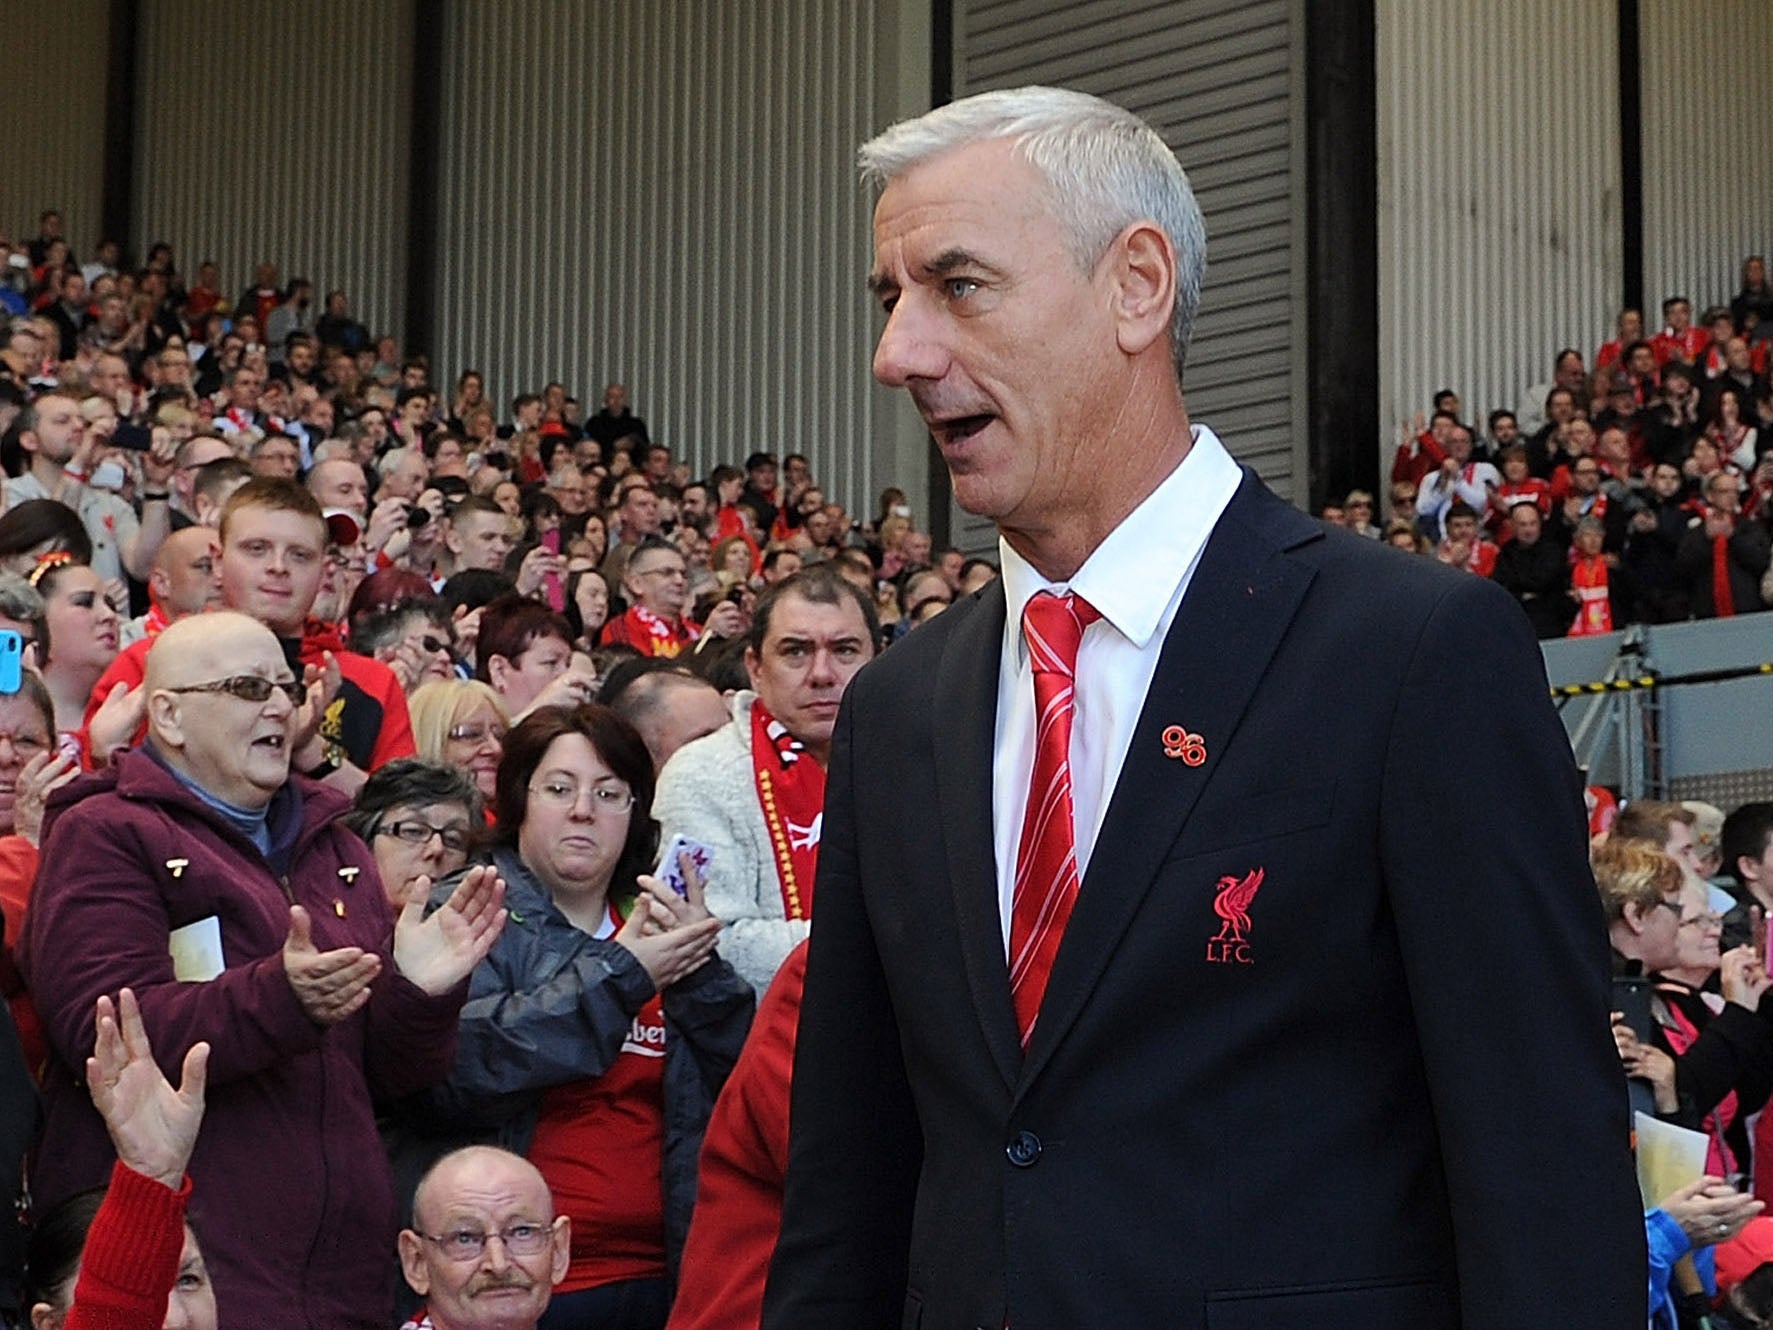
xmin=405 ymin=504 xmax=430 ymax=531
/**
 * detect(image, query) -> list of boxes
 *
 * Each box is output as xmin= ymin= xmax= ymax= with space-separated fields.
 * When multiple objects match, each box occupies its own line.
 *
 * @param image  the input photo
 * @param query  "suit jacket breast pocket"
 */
xmin=1205 ymin=1274 xmax=1456 ymax=1330
xmin=1177 ymin=780 xmax=1335 ymax=860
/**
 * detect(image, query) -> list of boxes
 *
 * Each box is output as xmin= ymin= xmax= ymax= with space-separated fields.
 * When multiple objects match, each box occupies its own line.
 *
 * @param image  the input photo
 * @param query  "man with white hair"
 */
xmin=25 ymin=610 xmax=505 ymax=1328
xmin=763 ymin=86 xmax=1640 ymax=1329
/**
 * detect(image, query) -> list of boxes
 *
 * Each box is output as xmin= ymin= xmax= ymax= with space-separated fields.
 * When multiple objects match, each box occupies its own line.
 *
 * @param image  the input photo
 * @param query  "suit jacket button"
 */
xmin=1006 ymin=1130 xmax=1041 ymax=1167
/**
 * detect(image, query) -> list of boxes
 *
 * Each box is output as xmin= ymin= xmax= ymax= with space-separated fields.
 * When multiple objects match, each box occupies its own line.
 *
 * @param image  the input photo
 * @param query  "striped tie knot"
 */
xmin=1022 ymin=591 xmax=1100 ymax=680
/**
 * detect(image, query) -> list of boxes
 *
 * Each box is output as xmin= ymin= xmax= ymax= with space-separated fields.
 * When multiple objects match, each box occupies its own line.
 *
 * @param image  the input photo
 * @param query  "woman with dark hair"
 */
xmin=417 ymin=705 xmax=752 ymax=1330
xmin=29 ymin=555 xmax=120 ymax=744
xmin=343 ymin=759 xmax=481 ymax=911
xmin=0 ymin=501 xmax=93 ymax=575
xmin=563 ymin=569 xmax=611 ymax=651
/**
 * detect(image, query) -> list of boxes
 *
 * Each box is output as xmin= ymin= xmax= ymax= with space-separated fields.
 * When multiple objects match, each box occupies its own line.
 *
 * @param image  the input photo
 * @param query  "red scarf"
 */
xmin=1569 ymin=555 xmax=1612 ymax=636
xmin=607 ymin=604 xmax=697 ymax=658
xmin=1658 ymin=988 xmax=1739 ymax=1178
xmin=1714 ymin=533 xmax=1737 ymax=617
xmin=750 ymin=699 xmax=824 ymax=922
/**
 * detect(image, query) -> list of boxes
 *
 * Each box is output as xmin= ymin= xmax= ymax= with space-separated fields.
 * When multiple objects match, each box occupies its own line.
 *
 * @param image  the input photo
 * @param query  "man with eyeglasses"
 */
xmin=602 ymin=537 xmax=742 ymax=658
xmin=398 ymin=1145 xmax=570 ymax=1330
xmin=23 ymin=610 xmax=507 ymax=1330
xmin=84 ymin=478 xmax=417 ymax=793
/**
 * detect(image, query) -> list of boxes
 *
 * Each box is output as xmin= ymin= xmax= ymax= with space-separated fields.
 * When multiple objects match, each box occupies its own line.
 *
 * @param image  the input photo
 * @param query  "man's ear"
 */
xmin=1109 ymin=220 xmax=1177 ymax=360
xmin=396 ymin=1230 xmax=430 ymax=1296
xmin=743 ymin=645 xmax=762 ymax=692
xmin=486 ymin=653 xmax=511 ymax=692
xmin=550 ymin=1216 xmax=571 ymax=1286
xmin=146 ymin=690 xmax=183 ymax=751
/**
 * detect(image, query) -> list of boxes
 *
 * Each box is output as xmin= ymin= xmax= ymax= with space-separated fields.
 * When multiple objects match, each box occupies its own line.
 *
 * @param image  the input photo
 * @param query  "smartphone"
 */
xmin=541 ymin=528 xmax=565 ymax=611
xmin=112 ymin=422 xmax=154 ymax=452
xmin=0 ymin=630 xmax=20 ymax=694
xmin=1612 ymin=976 xmax=1653 ymax=1044
xmin=654 ymin=833 xmax=715 ymax=898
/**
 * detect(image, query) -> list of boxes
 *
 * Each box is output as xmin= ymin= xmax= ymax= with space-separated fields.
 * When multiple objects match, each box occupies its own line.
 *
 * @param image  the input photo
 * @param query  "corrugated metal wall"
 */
xmin=131 ymin=0 xmax=413 ymax=341
xmin=432 ymin=0 xmax=885 ymax=508
xmin=1 ymin=1 xmax=108 ymax=258
xmin=948 ymin=0 xmax=1309 ymax=550
xmin=1375 ymin=0 xmax=1621 ymax=453
xmin=1639 ymin=1 xmax=1773 ymax=322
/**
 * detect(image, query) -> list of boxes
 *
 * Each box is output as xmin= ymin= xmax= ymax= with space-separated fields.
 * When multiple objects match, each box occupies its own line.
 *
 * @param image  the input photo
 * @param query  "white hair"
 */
xmin=376 ymin=445 xmax=417 ymax=479
xmin=859 ymin=86 xmax=1207 ymax=378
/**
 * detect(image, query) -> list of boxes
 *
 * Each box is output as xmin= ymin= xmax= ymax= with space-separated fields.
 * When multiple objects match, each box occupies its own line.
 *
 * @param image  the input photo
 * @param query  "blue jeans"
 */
xmin=536 ymin=1277 xmax=670 ymax=1330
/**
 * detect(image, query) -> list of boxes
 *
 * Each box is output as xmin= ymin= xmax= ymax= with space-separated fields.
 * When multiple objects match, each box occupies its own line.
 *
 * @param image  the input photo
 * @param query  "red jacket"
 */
xmin=65 ymin=1163 xmax=190 ymax=1330
xmin=22 ymin=749 xmax=466 ymax=1330
xmin=667 ymin=942 xmax=808 ymax=1330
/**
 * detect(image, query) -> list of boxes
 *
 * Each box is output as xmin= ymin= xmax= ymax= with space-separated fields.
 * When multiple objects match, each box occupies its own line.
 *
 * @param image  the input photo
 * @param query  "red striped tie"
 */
xmin=1009 ymin=591 xmax=1100 ymax=1048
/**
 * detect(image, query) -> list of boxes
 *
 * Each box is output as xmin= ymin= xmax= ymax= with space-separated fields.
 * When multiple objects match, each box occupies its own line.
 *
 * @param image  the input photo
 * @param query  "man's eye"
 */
xmin=945 ymin=278 xmax=979 ymax=299
xmin=447 ymin=1231 xmax=480 ymax=1250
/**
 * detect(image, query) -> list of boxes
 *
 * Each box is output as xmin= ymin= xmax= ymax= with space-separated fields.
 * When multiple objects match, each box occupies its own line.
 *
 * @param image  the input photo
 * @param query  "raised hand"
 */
xmin=392 ymin=865 xmax=507 ymax=996
xmin=282 ymin=905 xmax=381 ymax=1025
xmin=88 ymin=987 xmax=209 ymax=1189
xmin=12 ymin=746 xmax=79 ymax=845
xmin=614 ymin=854 xmax=721 ymax=990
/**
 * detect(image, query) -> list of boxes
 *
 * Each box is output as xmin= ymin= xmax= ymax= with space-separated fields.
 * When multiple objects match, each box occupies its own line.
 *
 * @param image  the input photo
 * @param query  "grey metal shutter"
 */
xmin=948 ymin=0 xmax=1309 ymax=556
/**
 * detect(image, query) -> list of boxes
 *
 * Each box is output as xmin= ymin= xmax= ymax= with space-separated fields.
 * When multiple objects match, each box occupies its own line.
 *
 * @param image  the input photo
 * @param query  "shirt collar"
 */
xmin=1000 ymin=424 xmax=1243 ymax=665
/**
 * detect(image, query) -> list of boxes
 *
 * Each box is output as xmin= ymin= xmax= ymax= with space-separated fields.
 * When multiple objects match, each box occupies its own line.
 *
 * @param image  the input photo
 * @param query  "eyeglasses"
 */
xmin=417 ymin=1224 xmax=552 ymax=1262
xmin=377 ymin=820 xmax=472 ymax=854
xmin=1679 ymin=911 xmax=1724 ymax=930
xmin=632 ymin=564 xmax=687 ymax=580
xmin=447 ymin=722 xmax=506 ymax=746
xmin=528 ymin=780 xmax=634 ymax=813
xmin=165 ymin=674 xmax=305 ymax=705
xmin=421 ymin=635 xmax=455 ymax=656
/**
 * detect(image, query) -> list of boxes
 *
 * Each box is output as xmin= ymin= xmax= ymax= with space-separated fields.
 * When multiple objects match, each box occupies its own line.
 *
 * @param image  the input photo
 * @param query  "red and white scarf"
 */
xmin=750 ymin=699 xmax=824 ymax=922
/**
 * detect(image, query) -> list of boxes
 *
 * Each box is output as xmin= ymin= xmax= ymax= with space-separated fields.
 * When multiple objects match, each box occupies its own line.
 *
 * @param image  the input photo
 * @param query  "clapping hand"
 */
xmin=1661 ymin=1175 xmax=1763 ymax=1249
xmin=87 ymin=988 xmax=209 ymax=1190
xmin=1721 ymin=946 xmax=1773 ymax=1010
xmin=283 ymin=905 xmax=382 ymax=1025
xmin=392 ymin=865 xmax=507 ymax=996
xmin=615 ymin=853 xmax=722 ymax=990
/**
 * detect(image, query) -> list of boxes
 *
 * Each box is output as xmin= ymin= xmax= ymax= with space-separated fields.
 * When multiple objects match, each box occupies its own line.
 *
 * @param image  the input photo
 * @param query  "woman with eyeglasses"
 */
xmin=343 ymin=760 xmax=481 ymax=912
xmin=408 ymin=679 xmax=508 ymax=804
xmin=1651 ymin=873 xmax=1773 ymax=1185
xmin=411 ymin=705 xmax=752 ymax=1330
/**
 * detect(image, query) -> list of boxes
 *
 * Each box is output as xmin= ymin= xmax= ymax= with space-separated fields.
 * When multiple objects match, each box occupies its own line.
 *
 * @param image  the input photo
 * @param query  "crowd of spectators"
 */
xmin=1338 ymin=257 xmax=1773 ymax=638
xmin=0 ymin=217 xmax=991 ymax=1330
xmin=6 ymin=216 xmax=1773 ymax=1330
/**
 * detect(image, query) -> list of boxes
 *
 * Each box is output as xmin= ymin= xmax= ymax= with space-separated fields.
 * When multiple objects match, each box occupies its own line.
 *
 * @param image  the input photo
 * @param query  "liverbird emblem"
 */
xmin=1206 ymin=867 xmax=1265 ymax=964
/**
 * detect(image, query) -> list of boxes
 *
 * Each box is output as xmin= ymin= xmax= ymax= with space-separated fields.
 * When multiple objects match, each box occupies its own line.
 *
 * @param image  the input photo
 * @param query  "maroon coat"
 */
xmin=21 ymin=748 xmax=465 ymax=1330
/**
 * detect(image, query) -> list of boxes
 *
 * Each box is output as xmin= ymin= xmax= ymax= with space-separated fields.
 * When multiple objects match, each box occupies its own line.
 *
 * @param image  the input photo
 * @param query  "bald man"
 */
xmin=307 ymin=455 xmax=372 ymax=518
xmin=23 ymin=612 xmax=505 ymax=1329
xmin=606 ymin=667 xmax=734 ymax=773
xmin=120 ymin=525 xmax=224 ymax=646
xmin=398 ymin=1146 xmax=570 ymax=1330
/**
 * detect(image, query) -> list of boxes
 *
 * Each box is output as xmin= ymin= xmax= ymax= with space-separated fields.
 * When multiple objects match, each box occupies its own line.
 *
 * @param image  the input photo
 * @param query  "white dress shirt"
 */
xmin=991 ymin=424 xmax=1243 ymax=948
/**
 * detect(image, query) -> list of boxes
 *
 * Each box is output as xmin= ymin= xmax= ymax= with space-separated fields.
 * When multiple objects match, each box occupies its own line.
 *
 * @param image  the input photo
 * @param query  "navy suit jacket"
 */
xmin=761 ymin=471 xmax=1645 ymax=1329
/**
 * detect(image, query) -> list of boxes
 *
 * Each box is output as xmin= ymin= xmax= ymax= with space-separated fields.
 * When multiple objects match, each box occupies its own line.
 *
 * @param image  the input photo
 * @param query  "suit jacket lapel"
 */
xmin=931 ymin=581 xmax=1022 ymax=1091
xmin=1018 ymin=473 xmax=1323 ymax=1090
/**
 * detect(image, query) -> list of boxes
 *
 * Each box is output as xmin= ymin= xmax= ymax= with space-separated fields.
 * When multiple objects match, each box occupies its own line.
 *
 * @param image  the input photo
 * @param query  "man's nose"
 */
xmin=872 ymin=299 xmax=947 ymax=388
xmin=805 ymin=647 xmax=841 ymax=685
